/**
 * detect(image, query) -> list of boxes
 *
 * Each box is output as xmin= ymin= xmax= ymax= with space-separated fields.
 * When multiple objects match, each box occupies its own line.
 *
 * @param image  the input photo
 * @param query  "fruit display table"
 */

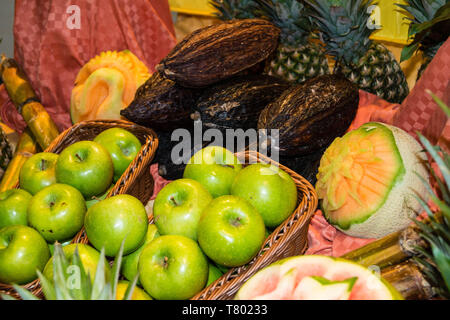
xmin=0 ymin=0 xmax=449 ymax=302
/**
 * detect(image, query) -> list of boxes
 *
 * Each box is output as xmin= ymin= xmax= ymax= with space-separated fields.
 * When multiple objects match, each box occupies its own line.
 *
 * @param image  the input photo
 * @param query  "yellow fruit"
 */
xmin=70 ymin=50 xmax=150 ymax=123
xmin=115 ymin=281 xmax=152 ymax=300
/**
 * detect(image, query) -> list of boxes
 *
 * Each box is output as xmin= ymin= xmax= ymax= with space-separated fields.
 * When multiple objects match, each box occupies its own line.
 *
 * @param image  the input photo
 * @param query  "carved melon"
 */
xmin=70 ymin=50 xmax=150 ymax=123
xmin=315 ymin=122 xmax=429 ymax=238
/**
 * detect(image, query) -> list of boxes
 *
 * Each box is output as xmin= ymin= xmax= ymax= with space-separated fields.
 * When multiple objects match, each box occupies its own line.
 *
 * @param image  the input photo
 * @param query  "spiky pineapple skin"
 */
xmin=335 ymin=42 xmax=409 ymax=104
xmin=0 ymin=127 xmax=12 ymax=174
xmin=268 ymin=43 xmax=330 ymax=83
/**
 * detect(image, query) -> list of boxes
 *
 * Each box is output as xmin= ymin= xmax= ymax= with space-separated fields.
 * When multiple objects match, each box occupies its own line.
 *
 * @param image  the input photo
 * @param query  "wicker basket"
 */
xmin=0 ymin=119 xmax=159 ymax=299
xmin=191 ymin=150 xmax=318 ymax=300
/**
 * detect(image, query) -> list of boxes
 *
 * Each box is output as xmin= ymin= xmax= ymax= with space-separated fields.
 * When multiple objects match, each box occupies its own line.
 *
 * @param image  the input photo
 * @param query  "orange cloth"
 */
xmin=0 ymin=0 xmax=177 ymax=133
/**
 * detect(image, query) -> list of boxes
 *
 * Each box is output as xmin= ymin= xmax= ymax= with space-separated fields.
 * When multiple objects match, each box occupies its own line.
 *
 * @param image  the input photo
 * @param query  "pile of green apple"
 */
xmin=0 ymin=143 xmax=299 ymax=301
xmin=131 ymin=146 xmax=299 ymax=300
xmin=0 ymin=128 xmax=142 ymax=286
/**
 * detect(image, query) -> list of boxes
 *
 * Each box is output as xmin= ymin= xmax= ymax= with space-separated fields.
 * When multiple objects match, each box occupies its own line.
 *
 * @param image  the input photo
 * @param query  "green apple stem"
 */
xmin=75 ymin=153 xmax=83 ymax=162
xmin=231 ymin=217 xmax=241 ymax=228
xmin=163 ymin=256 xmax=169 ymax=269
xmin=169 ymin=196 xmax=179 ymax=206
xmin=40 ymin=158 xmax=46 ymax=171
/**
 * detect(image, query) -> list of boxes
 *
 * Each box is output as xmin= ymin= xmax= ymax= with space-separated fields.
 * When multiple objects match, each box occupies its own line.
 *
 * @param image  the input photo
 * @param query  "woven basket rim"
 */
xmin=0 ymin=119 xmax=159 ymax=299
xmin=191 ymin=149 xmax=318 ymax=300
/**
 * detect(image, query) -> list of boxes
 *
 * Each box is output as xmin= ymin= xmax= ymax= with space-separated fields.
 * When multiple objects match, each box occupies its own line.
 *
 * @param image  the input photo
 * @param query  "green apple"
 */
xmin=43 ymin=243 xmax=110 ymax=282
xmin=55 ymin=140 xmax=114 ymax=198
xmin=207 ymin=263 xmax=223 ymax=286
xmin=93 ymin=128 xmax=142 ymax=182
xmin=28 ymin=184 xmax=87 ymax=242
xmin=214 ymin=263 xmax=230 ymax=274
xmin=231 ymin=163 xmax=298 ymax=228
xmin=85 ymin=184 xmax=114 ymax=209
xmin=153 ymin=179 xmax=212 ymax=241
xmin=138 ymin=235 xmax=208 ymax=300
xmin=121 ymin=224 xmax=160 ymax=284
xmin=116 ymin=281 xmax=152 ymax=300
xmin=0 ymin=189 xmax=32 ymax=228
xmin=84 ymin=194 xmax=148 ymax=257
xmin=19 ymin=152 xmax=58 ymax=195
xmin=183 ymin=146 xmax=242 ymax=198
xmin=197 ymin=195 xmax=265 ymax=267
xmin=0 ymin=225 xmax=50 ymax=284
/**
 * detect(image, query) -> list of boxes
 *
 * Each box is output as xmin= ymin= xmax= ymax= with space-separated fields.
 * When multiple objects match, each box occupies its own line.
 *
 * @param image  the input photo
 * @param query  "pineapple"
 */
xmin=256 ymin=0 xmax=330 ymax=83
xmin=0 ymin=126 xmax=12 ymax=179
xmin=397 ymin=0 xmax=449 ymax=80
xmin=209 ymin=0 xmax=259 ymax=19
xmin=306 ymin=0 xmax=410 ymax=104
xmin=412 ymin=92 xmax=450 ymax=298
xmin=1 ymin=241 xmax=144 ymax=300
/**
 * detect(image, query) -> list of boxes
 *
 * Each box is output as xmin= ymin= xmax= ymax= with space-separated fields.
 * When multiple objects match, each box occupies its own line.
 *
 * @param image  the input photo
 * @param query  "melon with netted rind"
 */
xmin=315 ymin=122 xmax=428 ymax=238
xmin=234 ymin=255 xmax=403 ymax=300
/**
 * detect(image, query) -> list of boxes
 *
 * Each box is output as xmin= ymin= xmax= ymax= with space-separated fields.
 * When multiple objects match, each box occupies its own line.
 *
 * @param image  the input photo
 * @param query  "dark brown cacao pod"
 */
xmin=120 ymin=72 xmax=199 ymax=131
xmin=258 ymin=74 xmax=359 ymax=156
xmin=192 ymin=74 xmax=291 ymax=132
xmin=156 ymin=19 xmax=280 ymax=88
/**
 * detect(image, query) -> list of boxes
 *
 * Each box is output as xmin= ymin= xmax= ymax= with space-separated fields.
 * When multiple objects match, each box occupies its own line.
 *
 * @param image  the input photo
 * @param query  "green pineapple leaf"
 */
xmin=400 ymin=42 xmax=420 ymax=62
xmin=431 ymin=240 xmax=450 ymax=292
xmin=2 ymin=239 xmax=140 ymax=300
xmin=68 ymin=245 xmax=90 ymax=300
xmin=122 ymin=273 xmax=141 ymax=301
xmin=9 ymin=284 xmax=40 ymax=300
xmin=52 ymin=243 xmax=74 ymax=300
xmin=426 ymin=89 xmax=450 ymax=118
xmin=413 ymin=91 xmax=450 ymax=298
xmin=417 ymin=133 xmax=450 ymax=203
xmin=209 ymin=0 xmax=259 ymax=20
xmin=400 ymin=1 xmax=450 ymax=62
xmin=36 ymin=270 xmax=56 ymax=300
xmin=90 ymin=247 xmax=107 ymax=300
xmin=0 ymin=293 xmax=17 ymax=300
xmin=110 ymin=237 xmax=126 ymax=298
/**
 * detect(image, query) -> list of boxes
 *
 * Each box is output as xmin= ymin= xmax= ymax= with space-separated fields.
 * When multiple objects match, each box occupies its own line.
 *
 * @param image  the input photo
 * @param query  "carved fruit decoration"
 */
xmin=70 ymin=50 xmax=150 ymax=123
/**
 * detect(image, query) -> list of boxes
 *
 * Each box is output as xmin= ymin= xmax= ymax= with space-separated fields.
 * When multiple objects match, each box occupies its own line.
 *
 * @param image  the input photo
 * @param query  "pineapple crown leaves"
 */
xmin=412 ymin=91 xmax=450 ymax=298
xmin=255 ymin=0 xmax=314 ymax=46
xmin=398 ymin=0 xmax=450 ymax=61
xmin=1 ymin=239 xmax=140 ymax=300
xmin=397 ymin=0 xmax=447 ymax=25
xmin=209 ymin=0 xmax=259 ymax=20
xmin=305 ymin=0 xmax=376 ymax=64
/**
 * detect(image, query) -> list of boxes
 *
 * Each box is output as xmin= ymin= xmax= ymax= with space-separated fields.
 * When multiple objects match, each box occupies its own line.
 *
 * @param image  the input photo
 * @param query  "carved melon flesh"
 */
xmin=315 ymin=122 xmax=428 ymax=238
xmin=235 ymin=255 xmax=403 ymax=300
xmin=70 ymin=50 xmax=150 ymax=123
